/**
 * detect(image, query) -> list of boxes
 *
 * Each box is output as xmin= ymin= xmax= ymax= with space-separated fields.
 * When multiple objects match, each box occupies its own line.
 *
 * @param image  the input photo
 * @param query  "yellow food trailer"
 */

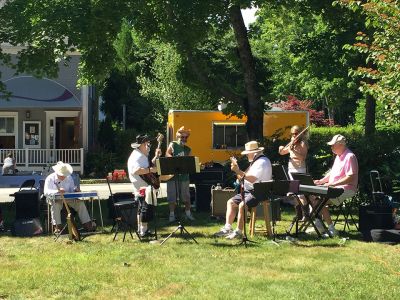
xmin=166 ymin=110 xmax=309 ymax=164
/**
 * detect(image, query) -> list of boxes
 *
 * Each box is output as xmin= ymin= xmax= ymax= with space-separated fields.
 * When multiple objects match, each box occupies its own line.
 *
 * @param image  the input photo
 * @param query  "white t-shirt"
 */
xmin=3 ymin=157 xmax=14 ymax=167
xmin=127 ymin=149 xmax=150 ymax=195
xmin=244 ymin=155 xmax=272 ymax=191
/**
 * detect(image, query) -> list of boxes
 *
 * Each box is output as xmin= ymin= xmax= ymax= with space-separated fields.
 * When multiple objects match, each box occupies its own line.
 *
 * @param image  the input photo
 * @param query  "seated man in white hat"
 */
xmin=312 ymin=134 xmax=358 ymax=237
xmin=214 ymin=141 xmax=272 ymax=240
xmin=44 ymin=161 xmax=95 ymax=233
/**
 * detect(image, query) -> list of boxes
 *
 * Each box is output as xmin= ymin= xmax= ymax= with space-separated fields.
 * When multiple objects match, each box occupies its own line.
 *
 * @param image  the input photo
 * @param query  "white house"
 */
xmin=0 ymin=44 xmax=97 ymax=174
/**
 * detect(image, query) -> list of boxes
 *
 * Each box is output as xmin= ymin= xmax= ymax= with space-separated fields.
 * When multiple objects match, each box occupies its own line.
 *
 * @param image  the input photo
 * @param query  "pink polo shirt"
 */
xmin=328 ymin=148 xmax=358 ymax=191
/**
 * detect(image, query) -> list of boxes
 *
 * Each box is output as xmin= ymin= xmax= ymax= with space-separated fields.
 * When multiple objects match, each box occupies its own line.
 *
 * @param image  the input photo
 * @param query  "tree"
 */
xmin=272 ymin=95 xmax=334 ymax=126
xmin=251 ymin=1 xmax=365 ymax=125
xmin=0 ymin=0 xmax=266 ymax=140
xmin=337 ymin=0 xmax=400 ymax=126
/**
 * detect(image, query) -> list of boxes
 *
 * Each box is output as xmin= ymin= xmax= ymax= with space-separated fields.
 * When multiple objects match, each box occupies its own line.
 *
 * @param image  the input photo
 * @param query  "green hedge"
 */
xmin=264 ymin=125 xmax=400 ymax=201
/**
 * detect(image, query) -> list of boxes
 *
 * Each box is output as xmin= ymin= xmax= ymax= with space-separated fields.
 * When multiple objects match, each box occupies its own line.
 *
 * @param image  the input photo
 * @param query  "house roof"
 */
xmin=0 ymin=76 xmax=81 ymax=109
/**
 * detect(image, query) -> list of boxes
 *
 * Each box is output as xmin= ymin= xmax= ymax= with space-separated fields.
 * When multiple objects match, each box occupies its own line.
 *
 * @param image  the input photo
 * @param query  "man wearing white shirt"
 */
xmin=127 ymin=134 xmax=162 ymax=237
xmin=44 ymin=161 xmax=94 ymax=233
xmin=214 ymin=141 xmax=272 ymax=239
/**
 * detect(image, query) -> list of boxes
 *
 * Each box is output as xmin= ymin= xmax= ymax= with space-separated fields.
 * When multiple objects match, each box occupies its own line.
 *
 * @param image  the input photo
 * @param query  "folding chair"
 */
xmin=333 ymin=190 xmax=359 ymax=232
xmin=9 ymin=179 xmax=36 ymax=197
xmin=106 ymin=177 xmax=141 ymax=242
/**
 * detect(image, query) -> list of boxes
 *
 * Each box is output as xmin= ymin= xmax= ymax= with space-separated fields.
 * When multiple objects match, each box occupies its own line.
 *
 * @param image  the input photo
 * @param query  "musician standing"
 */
xmin=279 ymin=125 xmax=309 ymax=220
xmin=44 ymin=161 xmax=95 ymax=233
xmin=313 ymin=134 xmax=358 ymax=237
xmin=278 ymin=125 xmax=308 ymax=176
xmin=127 ymin=134 xmax=161 ymax=237
xmin=214 ymin=141 xmax=272 ymax=239
xmin=165 ymin=126 xmax=195 ymax=222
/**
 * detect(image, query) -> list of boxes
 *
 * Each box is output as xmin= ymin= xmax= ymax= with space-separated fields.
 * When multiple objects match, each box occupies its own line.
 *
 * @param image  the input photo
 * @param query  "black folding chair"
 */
xmin=106 ymin=177 xmax=141 ymax=242
xmin=333 ymin=190 xmax=359 ymax=231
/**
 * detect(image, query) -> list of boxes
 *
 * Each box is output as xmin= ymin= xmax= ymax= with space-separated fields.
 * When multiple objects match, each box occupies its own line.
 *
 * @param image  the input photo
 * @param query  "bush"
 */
xmin=264 ymin=125 xmax=400 ymax=201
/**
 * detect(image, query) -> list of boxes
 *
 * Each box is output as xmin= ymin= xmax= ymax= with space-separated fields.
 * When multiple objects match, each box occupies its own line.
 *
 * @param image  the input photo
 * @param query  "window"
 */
xmin=0 ymin=117 xmax=15 ymax=134
xmin=23 ymin=121 xmax=41 ymax=148
xmin=0 ymin=114 xmax=17 ymax=148
xmin=213 ymin=123 xmax=247 ymax=149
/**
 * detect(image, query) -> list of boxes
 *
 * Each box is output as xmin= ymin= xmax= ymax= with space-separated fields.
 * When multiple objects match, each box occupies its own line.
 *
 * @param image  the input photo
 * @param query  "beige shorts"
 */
xmin=328 ymin=189 xmax=356 ymax=206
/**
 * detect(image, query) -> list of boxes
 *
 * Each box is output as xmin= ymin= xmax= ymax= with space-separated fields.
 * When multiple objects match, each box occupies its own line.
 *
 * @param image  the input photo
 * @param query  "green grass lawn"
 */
xmin=0 ymin=201 xmax=399 ymax=300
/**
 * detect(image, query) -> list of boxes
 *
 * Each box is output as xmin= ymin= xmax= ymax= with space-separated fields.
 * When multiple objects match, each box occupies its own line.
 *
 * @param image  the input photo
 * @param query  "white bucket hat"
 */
xmin=241 ymin=141 xmax=264 ymax=155
xmin=52 ymin=161 xmax=73 ymax=177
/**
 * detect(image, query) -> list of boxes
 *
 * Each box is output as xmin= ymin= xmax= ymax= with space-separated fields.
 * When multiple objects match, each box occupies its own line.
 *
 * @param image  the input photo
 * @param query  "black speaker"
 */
xmin=370 ymin=229 xmax=400 ymax=243
xmin=12 ymin=218 xmax=43 ymax=237
xmin=14 ymin=190 xmax=40 ymax=220
xmin=195 ymin=184 xmax=213 ymax=212
xmin=358 ymin=204 xmax=393 ymax=232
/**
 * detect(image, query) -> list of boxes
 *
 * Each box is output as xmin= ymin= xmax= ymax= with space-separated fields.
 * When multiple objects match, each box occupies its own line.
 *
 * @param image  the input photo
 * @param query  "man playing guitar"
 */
xmin=127 ymin=134 xmax=162 ymax=237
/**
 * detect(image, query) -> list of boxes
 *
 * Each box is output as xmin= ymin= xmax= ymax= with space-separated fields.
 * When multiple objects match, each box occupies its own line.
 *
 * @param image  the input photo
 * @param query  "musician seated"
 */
xmin=44 ymin=161 xmax=95 ymax=234
xmin=312 ymin=134 xmax=358 ymax=237
xmin=214 ymin=141 xmax=272 ymax=240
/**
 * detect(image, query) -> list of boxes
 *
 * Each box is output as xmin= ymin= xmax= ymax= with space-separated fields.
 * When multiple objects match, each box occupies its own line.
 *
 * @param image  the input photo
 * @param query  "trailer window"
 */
xmin=213 ymin=124 xmax=247 ymax=149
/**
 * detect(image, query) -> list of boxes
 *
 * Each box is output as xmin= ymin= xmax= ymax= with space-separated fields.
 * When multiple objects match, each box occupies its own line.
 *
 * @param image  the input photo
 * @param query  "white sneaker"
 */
xmin=226 ymin=230 xmax=243 ymax=240
xmin=214 ymin=227 xmax=232 ymax=237
xmin=169 ymin=215 xmax=176 ymax=223
xmin=328 ymin=227 xmax=338 ymax=237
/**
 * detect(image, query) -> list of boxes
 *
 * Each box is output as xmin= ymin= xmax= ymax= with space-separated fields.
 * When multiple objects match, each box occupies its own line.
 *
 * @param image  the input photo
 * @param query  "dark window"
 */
xmin=213 ymin=123 xmax=247 ymax=149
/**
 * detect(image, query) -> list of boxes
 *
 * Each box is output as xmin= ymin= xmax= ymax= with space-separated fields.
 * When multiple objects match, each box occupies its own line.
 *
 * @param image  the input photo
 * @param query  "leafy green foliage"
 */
xmin=336 ymin=0 xmax=400 ymax=124
xmin=252 ymin=1 xmax=364 ymax=125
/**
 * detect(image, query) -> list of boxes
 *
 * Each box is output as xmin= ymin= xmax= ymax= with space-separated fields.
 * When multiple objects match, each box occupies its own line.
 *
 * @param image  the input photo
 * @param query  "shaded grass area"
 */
xmin=0 ymin=200 xmax=399 ymax=299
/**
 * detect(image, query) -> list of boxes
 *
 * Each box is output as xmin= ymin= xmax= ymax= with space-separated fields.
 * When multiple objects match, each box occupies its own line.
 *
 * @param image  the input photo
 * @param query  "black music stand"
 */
xmin=156 ymin=156 xmax=199 ymax=245
xmin=253 ymin=180 xmax=299 ymax=245
xmin=238 ymin=178 xmax=257 ymax=247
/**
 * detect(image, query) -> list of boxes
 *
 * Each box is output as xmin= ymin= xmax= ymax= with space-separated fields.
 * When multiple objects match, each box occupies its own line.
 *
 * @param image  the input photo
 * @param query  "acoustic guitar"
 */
xmin=61 ymin=195 xmax=81 ymax=241
xmin=140 ymin=133 xmax=163 ymax=189
xmin=55 ymin=182 xmax=80 ymax=241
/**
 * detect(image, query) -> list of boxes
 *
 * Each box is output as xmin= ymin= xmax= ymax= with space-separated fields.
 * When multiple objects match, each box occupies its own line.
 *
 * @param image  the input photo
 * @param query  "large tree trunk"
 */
xmin=365 ymin=93 xmax=376 ymax=137
xmin=229 ymin=5 xmax=263 ymax=141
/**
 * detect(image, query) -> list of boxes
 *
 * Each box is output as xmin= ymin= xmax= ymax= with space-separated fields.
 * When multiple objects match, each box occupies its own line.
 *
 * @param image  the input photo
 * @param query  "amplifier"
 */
xmin=359 ymin=204 xmax=393 ymax=232
xmin=14 ymin=190 xmax=40 ymax=220
xmin=211 ymin=188 xmax=236 ymax=217
xmin=190 ymin=170 xmax=224 ymax=184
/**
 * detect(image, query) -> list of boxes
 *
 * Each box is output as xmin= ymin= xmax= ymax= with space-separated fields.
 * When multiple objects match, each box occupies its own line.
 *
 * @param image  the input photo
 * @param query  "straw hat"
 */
xmin=327 ymin=134 xmax=347 ymax=146
xmin=52 ymin=161 xmax=73 ymax=177
xmin=131 ymin=134 xmax=150 ymax=148
xmin=241 ymin=141 xmax=264 ymax=155
xmin=176 ymin=126 xmax=191 ymax=136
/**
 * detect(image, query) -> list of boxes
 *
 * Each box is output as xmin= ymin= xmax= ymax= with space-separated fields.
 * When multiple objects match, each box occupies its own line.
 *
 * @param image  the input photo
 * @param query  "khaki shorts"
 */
xmin=328 ymin=189 xmax=356 ymax=206
xmin=167 ymin=179 xmax=190 ymax=203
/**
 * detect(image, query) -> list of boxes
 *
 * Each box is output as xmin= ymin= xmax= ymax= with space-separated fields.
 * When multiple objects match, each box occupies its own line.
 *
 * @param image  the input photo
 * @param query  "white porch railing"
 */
xmin=0 ymin=148 xmax=84 ymax=174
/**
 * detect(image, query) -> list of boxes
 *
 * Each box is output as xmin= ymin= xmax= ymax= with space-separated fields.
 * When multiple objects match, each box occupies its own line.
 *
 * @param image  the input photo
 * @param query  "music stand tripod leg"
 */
xmin=151 ymin=186 xmax=158 ymax=240
xmin=237 ymin=184 xmax=256 ymax=247
xmin=161 ymin=177 xmax=198 ymax=245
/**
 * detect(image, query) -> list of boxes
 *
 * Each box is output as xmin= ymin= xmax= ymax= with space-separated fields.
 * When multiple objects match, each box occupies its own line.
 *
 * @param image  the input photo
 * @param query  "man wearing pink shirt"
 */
xmin=313 ymin=134 xmax=358 ymax=236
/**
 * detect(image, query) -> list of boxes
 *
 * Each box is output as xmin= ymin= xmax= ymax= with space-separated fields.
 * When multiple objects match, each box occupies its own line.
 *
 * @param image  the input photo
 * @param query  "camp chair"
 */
xmin=106 ymin=177 xmax=141 ymax=242
xmin=333 ymin=190 xmax=359 ymax=232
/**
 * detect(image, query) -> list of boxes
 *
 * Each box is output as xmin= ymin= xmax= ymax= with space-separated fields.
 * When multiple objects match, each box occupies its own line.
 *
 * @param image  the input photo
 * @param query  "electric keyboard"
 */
xmin=299 ymin=184 xmax=344 ymax=199
xmin=54 ymin=191 xmax=98 ymax=200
